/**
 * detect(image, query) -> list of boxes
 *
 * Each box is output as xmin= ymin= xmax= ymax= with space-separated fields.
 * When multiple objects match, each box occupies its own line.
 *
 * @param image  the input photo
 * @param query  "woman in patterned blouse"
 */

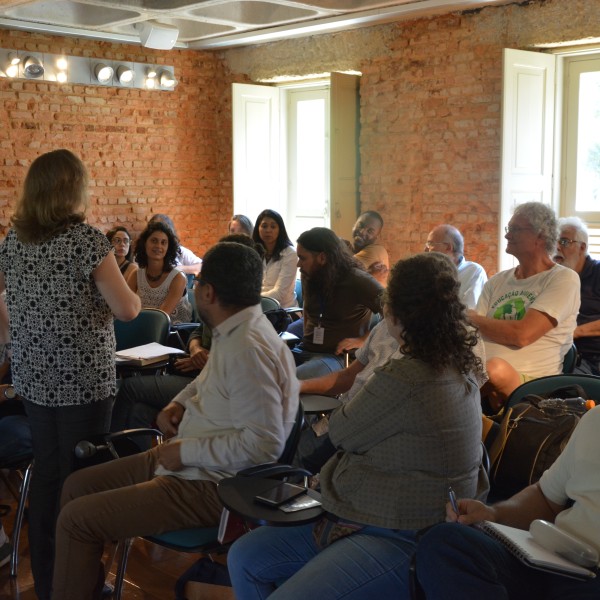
xmin=0 ymin=149 xmax=141 ymax=600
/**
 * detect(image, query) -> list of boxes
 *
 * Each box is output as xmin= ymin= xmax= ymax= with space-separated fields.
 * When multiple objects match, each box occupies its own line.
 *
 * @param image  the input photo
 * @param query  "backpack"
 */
xmin=487 ymin=384 xmax=587 ymax=500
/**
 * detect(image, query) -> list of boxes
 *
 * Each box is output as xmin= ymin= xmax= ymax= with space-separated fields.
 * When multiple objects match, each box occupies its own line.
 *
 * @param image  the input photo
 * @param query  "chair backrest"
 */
xmin=562 ymin=343 xmax=578 ymax=373
xmin=506 ymin=374 xmax=600 ymax=408
xmin=294 ymin=278 xmax=303 ymax=308
xmin=114 ymin=308 xmax=171 ymax=351
xmin=187 ymin=288 xmax=200 ymax=323
xmin=260 ymin=296 xmax=281 ymax=312
xmin=278 ymin=403 xmax=304 ymax=465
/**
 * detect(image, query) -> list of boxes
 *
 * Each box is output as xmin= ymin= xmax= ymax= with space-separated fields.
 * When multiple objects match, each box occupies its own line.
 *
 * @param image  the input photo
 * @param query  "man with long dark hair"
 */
xmin=294 ymin=227 xmax=383 ymax=379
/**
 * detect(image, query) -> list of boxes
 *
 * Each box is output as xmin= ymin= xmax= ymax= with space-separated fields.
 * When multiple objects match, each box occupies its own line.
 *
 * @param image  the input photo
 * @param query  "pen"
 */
xmin=448 ymin=486 xmax=461 ymax=516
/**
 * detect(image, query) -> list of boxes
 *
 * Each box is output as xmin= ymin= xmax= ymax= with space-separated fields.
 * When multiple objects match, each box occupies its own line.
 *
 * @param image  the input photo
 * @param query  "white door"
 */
xmin=501 ymin=49 xmax=556 ymax=270
xmin=232 ymin=83 xmax=282 ymax=222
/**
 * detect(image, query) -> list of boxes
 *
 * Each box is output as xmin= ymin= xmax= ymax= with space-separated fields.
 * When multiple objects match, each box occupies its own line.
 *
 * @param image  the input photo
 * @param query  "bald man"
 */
xmin=424 ymin=224 xmax=487 ymax=309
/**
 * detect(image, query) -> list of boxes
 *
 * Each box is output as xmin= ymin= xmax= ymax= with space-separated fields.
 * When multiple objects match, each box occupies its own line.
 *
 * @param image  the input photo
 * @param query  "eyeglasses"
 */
xmin=111 ymin=237 xmax=130 ymax=245
xmin=504 ymin=226 xmax=533 ymax=234
xmin=193 ymin=277 xmax=207 ymax=288
xmin=424 ymin=241 xmax=449 ymax=250
xmin=558 ymin=238 xmax=581 ymax=247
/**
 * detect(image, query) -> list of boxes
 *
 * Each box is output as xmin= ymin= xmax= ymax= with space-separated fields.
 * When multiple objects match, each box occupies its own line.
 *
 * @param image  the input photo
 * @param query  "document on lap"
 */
xmin=115 ymin=342 xmax=186 ymax=366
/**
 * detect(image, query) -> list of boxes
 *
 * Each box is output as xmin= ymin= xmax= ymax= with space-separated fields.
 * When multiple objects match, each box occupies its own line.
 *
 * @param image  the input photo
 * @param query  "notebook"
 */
xmin=115 ymin=342 xmax=185 ymax=366
xmin=477 ymin=522 xmax=596 ymax=581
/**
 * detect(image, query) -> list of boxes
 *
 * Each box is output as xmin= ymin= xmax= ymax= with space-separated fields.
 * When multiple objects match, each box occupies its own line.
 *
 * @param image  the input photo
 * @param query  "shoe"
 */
xmin=0 ymin=539 xmax=13 ymax=568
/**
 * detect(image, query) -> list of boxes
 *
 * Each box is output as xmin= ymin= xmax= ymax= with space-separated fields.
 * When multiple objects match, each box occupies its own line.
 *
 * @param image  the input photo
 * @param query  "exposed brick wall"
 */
xmin=223 ymin=0 xmax=600 ymax=276
xmin=0 ymin=29 xmax=233 ymax=256
xmin=1 ymin=0 xmax=596 ymax=274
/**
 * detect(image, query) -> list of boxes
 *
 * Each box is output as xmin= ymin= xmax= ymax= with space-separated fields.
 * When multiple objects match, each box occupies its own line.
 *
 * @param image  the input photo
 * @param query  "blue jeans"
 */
xmin=573 ymin=354 xmax=600 ymax=376
xmin=23 ymin=397 xmax=112 ymax=600
xmin=0 ymin=414 xmax=32 ymax=459
xmin=228 ymin=522 xmax=416 ymax=600
xmin=417 ymin=523 xmax=600 ymax=600
xmin=292 ymin=347 xmax=345 ymax=380
xmin=110 ymin=373 xmax=193 ymax=435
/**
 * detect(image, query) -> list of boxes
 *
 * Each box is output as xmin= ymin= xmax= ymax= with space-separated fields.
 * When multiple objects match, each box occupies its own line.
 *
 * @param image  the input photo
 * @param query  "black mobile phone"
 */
xmin=254 ymin=482 xmax=306 ymax=507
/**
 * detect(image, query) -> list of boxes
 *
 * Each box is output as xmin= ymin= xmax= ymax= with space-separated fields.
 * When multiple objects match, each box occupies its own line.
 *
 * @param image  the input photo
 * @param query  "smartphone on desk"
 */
xmin=254 ymin=482 xmax=307 ymax=507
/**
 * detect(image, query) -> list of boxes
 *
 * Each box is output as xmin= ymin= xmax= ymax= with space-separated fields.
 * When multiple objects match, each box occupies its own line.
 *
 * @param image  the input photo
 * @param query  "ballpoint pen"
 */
xmin=448 ymin=486 xmax=461 ymax=516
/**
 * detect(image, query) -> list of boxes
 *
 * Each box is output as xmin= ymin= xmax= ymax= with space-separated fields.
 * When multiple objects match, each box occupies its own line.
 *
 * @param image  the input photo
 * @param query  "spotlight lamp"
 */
xmin=5 ymin=53 xmax=20 ymax=77
xmin=116 ymin=65 xmax=134 ymax=84
xmin=94 ymin=63 xmax=114 ymax=84
xmin=159 ymin=70 xmax=177 ymax=88
xmin=23 ymin=56 xmax=44 ymax=78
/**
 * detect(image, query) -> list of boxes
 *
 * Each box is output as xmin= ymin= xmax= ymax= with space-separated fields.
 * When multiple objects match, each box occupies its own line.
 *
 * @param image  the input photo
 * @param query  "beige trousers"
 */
xmin=52 ymin=447 xmax=223 ymax=600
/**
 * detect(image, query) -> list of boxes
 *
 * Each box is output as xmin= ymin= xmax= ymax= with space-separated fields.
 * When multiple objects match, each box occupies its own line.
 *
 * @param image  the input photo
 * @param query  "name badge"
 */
xmin=312 ymin=326 xmax=325 ymax=345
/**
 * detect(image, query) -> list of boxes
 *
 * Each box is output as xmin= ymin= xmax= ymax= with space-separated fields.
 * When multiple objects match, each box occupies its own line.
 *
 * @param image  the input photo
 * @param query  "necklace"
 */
xmin=146 ymin=270 xmax=164 ymax=282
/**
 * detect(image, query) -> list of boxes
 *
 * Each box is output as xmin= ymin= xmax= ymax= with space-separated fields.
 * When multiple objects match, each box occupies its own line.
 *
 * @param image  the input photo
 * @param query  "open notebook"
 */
xmin=477 ymin=522 xmax=597 ymax=581
xmin=115 ymin=342 xmax=185 ymax=366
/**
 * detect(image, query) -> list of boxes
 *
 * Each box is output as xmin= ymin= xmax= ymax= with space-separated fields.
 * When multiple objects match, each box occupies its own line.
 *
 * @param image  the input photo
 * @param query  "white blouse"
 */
xmin=261 ymin=245 xmax=298 ymax=308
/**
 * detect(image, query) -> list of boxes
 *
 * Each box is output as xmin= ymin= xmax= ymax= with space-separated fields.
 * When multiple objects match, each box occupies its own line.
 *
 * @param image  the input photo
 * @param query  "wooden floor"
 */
xmin=0 ymin=468 xmax=211 ymax=600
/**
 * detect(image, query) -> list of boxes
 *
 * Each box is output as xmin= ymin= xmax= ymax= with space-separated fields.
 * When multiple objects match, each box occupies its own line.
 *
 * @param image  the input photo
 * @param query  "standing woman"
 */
xmin=128 ymin=220 xmax=192 ymax=324
xmin=106 ymin=225 xmax=138 ymax=281
xmin=252 ymin=209 xmax=297 ymax=308
xmin=0 ymin=149 xmax=140 ymax=599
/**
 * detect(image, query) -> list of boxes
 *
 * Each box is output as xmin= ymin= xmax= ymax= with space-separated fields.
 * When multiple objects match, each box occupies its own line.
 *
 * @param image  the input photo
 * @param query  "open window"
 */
xmin=232 ymin=72 xmax=360 ymax=243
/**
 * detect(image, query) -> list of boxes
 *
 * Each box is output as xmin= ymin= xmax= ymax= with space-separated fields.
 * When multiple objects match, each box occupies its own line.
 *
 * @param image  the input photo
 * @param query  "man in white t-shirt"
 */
xmin=416 ymin=405 xmax=600 ymax=599
xmin=468 ymin=202 xmax=580 ymax=412
xmin=425 ymin=224 xmax=488 ymax=309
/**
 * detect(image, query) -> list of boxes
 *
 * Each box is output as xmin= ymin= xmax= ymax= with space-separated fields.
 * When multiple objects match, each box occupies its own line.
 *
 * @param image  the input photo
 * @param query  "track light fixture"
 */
xmin=23 ymin=55 xmax=44 ymax=78
xmin=0 ymin=48 xmax=175 ymax=91
xmin=94 ymin=63 xmax=114 ymax=84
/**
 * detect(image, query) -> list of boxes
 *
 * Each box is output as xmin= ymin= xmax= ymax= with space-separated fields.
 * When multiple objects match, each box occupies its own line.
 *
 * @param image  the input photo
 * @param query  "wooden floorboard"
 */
xmin=0 ymin=469 xmax=210 ymax=600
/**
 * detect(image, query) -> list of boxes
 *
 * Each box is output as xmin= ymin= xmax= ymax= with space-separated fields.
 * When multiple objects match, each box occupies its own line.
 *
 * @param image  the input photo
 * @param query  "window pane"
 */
xmin=576 ymin=72 xmax=600 ymax=211
xmin=295 ymin=98 xmax=326 ymax=216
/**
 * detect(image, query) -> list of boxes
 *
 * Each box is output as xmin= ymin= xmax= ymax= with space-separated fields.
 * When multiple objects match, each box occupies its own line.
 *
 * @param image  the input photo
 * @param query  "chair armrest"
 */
xmin=106 ymin=428 xmax=163 ymax=443
xmin=237 ymin=463 xmax=312 ymax=480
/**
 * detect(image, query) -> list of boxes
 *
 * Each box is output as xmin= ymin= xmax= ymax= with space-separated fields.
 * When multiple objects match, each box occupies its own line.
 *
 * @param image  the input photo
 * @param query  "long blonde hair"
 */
xmin=12 ymin=149 xmax=89 ymax=243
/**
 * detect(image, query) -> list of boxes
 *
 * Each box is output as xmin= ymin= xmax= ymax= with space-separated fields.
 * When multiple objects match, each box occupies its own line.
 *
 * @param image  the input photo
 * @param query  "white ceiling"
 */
xmin=0 ymin=0 xmax=516 ymax=50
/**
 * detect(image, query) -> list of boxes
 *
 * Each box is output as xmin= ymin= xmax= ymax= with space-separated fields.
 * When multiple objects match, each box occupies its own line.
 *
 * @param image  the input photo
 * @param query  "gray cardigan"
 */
xmin=320 ymin=354 xmax=483 ymax=530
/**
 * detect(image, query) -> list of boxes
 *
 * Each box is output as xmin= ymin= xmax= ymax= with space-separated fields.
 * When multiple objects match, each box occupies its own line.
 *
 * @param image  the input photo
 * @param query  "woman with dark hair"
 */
xmin=252 ymin=209 xmax=297 ymax=308
xmin=228 ymin=214 xmax=254 ymax=237
xmin=129 ymin=221 xmax=192 ymax=324
xmin=148 ymin=214 xmax=202 ymax=275
xmin=0 ymin=149 xmax=140 ymax=599
xmin=228 ymin=252 xmax=485 ymax=600
xmin=106 ymin=225 xmax=138 ymax=281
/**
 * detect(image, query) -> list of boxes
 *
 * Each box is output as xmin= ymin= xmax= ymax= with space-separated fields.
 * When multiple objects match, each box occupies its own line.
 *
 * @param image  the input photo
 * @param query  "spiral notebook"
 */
xmin=477 ymin=522 xmax=596 ymax=581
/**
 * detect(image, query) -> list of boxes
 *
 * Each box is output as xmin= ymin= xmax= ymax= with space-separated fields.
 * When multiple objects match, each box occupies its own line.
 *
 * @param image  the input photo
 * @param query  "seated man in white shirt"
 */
xmin=52 ymin=241 xmax=299 ymax=600
xmin=417 ymin=405 xmax=600 ymax=599
xmin=468 ymin=203 xmax=580 ymax=412
xmin=424 ymin=224 xmax=487 ymax=309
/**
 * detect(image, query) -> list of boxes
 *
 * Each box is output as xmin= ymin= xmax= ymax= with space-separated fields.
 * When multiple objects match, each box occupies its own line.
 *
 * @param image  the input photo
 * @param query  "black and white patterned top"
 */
xmin=0 ymin=223 xmax=116 ymax=407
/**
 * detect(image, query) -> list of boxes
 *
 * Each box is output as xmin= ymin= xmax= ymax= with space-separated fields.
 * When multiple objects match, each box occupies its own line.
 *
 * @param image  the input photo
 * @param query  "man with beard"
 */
xmin=554 ymin=216 xmax=600 ymax=376
xmin=350 ymin=211 xmax=390 ymax=286
xmin=294 ymin=227 xmax=383 ymax=380
xmin=52 ymin=242 xmax=299 ymax=600
xmin=468 ymin=202 xmax=579 ymax=413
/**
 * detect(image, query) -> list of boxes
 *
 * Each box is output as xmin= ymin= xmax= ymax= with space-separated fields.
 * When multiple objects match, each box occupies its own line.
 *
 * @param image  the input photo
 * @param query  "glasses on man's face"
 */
xmin=504 ymin=225 xmax=533 ymax=234
xmin=424 ymin=241 xmax=449 ymax=251
xmin=558 ymin=238 xmax=580 ymax=247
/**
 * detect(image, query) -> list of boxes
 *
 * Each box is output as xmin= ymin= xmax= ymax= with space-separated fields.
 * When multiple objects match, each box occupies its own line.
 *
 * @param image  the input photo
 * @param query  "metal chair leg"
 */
xmin=10 ymin=461 xmax=33 ymax=578
xmin=113 ymin=537 xmax=134 ymax=600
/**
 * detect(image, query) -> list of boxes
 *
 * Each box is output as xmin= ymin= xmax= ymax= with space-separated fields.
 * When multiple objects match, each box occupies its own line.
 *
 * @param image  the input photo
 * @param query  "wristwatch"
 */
xmin=3 ymin=385 xmax=16 ymax=400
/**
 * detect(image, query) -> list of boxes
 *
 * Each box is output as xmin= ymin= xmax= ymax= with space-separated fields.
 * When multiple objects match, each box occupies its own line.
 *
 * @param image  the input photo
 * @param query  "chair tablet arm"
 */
xmin=106 ymin=428 xmax=164 ymax=442
xmin=237 ymin=463 xmax=312 ymax=480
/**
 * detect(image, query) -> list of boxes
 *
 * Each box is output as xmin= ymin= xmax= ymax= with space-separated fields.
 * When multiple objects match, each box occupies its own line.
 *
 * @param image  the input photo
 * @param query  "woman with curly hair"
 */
xmin=128 ymin=221 xmax=192 ymax=324
xmin=228 ymin=251 xmax=486 ymax=600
